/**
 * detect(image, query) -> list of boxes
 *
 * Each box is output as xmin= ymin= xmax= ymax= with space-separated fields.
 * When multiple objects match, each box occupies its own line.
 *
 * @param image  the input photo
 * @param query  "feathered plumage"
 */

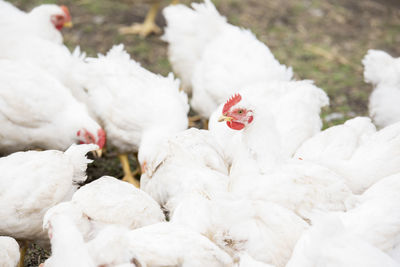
xmin=0 ymin=144 xmax=96 ymax=247
xmin=363 ymin=49 xmax=400 ymax=128
xmin=337 ymin=173 xmax=400 ymax=256
xmin=287 ymin=215 xmax=399 ymax=267
xmin=295 ymin=118 xmax=400 ymax=193
xmin=44 ymin=176 xmax=165 ymax=243
xmin=0 ymin=59 xmax=104 ymax=154
xmin=210 ymin=80 xmax=329 ymax=172
xmin=0 ymin=236 xmax=20 ymax=267
xmin=163 ymin=0 xmax=292 ymax=118
xmin=42 ymin=206 xmax=95 ymax=267
xmin=140 ymin=128 xmax=230 ymax=214
xmin=171 ymin=194 xmax=308 ymax=267
xmin=127 ymin=222 xmax=233 ymax=267
xmin=71 ymin=176 xmax=165 ymax=234
xmin=0 ymin=1 xmax=71 ymax=44
xmin=81 ymin=44 xmax=189 ymax=164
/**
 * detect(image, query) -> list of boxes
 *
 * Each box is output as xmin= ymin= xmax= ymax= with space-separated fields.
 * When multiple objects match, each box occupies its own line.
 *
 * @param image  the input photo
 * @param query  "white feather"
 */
xmin=0 ymin=236 xmax=19 ymax=267
xmin=0 ymin=145 xmax=95 ymax=247
xmin=363 ymin=49 xmax=400 ymax=128
xmin=0 ymin=59 xmax=101 ymax=153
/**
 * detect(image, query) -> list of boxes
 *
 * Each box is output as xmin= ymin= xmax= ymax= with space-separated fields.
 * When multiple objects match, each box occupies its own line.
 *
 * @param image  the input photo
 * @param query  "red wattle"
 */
xmin=227 ymin=121 xmax=245 ymax=130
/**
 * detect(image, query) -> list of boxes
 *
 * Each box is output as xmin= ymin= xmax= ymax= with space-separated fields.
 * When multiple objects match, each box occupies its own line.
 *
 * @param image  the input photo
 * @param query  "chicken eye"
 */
xmin=238 ymin=109 xmax=243 ymax=114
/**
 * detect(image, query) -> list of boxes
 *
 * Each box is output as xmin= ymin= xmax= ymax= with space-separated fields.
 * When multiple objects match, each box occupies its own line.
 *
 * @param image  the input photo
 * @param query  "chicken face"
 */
xmin=76 ymin=128 xmax=106 ymax=149
xmin=50 ymin=6 xmax=72 ymax=30
xmin=218 ymin=93 xmax=253 ymax=130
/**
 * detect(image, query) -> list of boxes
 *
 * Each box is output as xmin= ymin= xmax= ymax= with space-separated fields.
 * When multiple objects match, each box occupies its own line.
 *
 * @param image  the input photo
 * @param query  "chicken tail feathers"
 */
xmin=65 ymin=144 xmax=98 ymax=184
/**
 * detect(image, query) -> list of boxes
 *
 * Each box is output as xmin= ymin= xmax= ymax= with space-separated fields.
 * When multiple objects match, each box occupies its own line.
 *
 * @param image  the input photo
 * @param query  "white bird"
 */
xmin=41 ymin=176 xmax=165 ymax=247
xmin=213 ymin=80 xmax=329 ymax=174
xmin=126 ymin=222 xmax=233 ymax=267
xmin=171 ymin=194 xmax=308 ymax=267
xmin=42 ymin=203 xmax=147 ymax=267
xmin=0 ymin=236 xmax=20 ymax=267
xmin=286 ymin=215 xmax=400 ymax=267
xmin=163 ymin=0 xmax=292 ymax=119
xmin=337 ymin=173 xmax=400 ymax=258
xmin=43 ymin=204 xmax=146 ymax=266
xmin=0 ymin=2 xmax=82 ymax=103
xmin=70 ymin=176 xmax=165 ymax=238
xmin=0 ymin=59 xmax=105 ymax=154
xmin=0 ymin=37 xmax=88 ymax=104
xmin=43 ymin=214 xmax=231 ymax=267
xmin=0 ymin=0 xmax=72 ymax=44
xmin=295 ymin=118 xmax=400 ymax=193
xmin=363 ymin=49 xmax=400 ymax=128
xmin=230 ymin=159 xmax=355 ymax=222
xmin=139 ymin=128 xmax=230 ymax=214
xmin=41 ymin=204 xmax=96 ymax=267
xmin=80 ymin=44 xmax=189 ymax=186
xmin=215 ymin=85 xmax=355 ymax=220
xmin=295 ymin=117 xmax=376 ymax=162
xmin=86 ymin=226 xmax=144 ymax=267
xmin=0 ymin=144 xmax=97 ymax=264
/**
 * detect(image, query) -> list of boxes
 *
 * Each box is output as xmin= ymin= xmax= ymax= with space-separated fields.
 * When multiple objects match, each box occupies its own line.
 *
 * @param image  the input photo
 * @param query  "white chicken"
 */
xmin=41 ymin=205 xmax=96 ymax=267
xmin=85 ymin=226 xmax=143 ymax=267
xmin=0 ymin=59 xmax=105 ymax=154
xmin=336 ymin=173 xmax=400 ymax=258
xmin=363 ymin=49 xmax=400 ymax=128
xmin=80 ymin=44 xmax=189 ymax=186
xmin=215 ymin=85 xmax=356 ymax=221
xmin=231 ymin=161 xmax=355 ymax=222
xmin=212 ymin=80 xmax=329 ymax=172
xmin=42 ymin=218 xmax=232 ymax=267
xmin=0 ymin=37 xmax=88 ymax=104
xmin=139 ymin=128 xmax=230 ymax=214
xmin=0 ymin=236 xmax=20 ymax=267
xmin=126 ymin=222 xmax=233 ymax=267
xmin=163 ymin=0 xmax=292 ymax=118
xmin=70 ymin=176 xmax=165 ymax=237
xmin=295 ymin=117 xmax=400 ymax=193
xmin=43 ymin=176 xmax=165 ymax=243
xmin=0 ymin=0 xmax=72 ymax=44
xmin=286 ymin=215 xmax=399 ymax=267
xmin=0 ymin=3 xmax=81 ymax=102
xmin=42 ymin=204 xmax=146 ymax=267
xmin=171 ymin=194 xmax=308 ymax=267
xmin=0 ymin=144 xmax=97 ymax=265
xmin=295 ymin=117 xmax=376 ymax=163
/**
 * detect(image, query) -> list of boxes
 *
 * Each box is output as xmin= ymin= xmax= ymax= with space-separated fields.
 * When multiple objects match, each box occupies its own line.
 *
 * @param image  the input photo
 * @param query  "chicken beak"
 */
xmin=218 ymin=115 xmax=233 ymax=122
xmin=92 ymin=148 xmax=103 ymax=158
xmin=63 ymin=21 xmax=73 ymax=28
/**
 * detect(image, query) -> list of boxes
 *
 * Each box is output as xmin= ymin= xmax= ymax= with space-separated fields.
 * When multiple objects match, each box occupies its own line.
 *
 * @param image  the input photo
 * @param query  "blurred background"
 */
xmin=7 ymin=0 xmax=400 ymax=265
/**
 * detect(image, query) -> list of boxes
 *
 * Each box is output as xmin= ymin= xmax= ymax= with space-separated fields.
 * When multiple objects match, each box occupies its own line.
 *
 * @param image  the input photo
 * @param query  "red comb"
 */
xmin=60 ymin=5 xmax=71 ymax=21
xmin=222 ymin=93 xmax=242 ymax=114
